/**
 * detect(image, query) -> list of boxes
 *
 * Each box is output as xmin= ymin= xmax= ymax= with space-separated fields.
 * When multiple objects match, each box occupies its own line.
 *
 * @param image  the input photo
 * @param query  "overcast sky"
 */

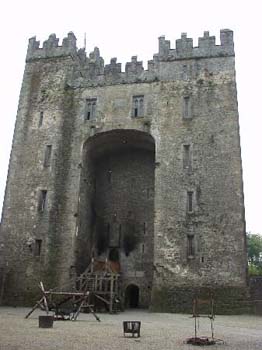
xmin=0 ymin=0 xmax=261 ymax=233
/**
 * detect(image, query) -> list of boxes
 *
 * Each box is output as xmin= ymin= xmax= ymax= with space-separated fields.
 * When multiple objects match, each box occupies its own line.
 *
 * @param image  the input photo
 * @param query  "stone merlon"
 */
xmin=26 ymin=29 xmax=234 ymax=66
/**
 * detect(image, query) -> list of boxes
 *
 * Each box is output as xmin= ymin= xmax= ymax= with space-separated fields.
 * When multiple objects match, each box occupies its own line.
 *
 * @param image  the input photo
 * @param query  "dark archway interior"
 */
xmin=108 ymin=248 xmax=119 ymax=262
xmin=125 ymin=284 xmax=139 ymax=308
xmin=76 ymin=130 xmax=155 ymax=283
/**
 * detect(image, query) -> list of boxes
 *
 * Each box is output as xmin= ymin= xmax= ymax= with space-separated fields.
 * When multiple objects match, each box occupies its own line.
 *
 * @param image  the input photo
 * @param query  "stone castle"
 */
xmin=0 ymin=29 xmax=248 ymax=312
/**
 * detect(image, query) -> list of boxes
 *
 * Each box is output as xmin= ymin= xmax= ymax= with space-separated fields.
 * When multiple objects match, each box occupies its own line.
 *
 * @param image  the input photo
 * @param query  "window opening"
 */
xmin=182 ymin=65 xmax=188 ymax=80
xmin=183 ymin=144 xmax=191 ymax=170
xmin=187 ymin=191 xmax=193 ymax=212
xmin=39 ymin=112 xmax=44 ymax=127
xmin=35 ymin=239 xmax=42 ymax=256
xmin=85 ymin=98 xmax=97 ymax=120
xmin=183 ymin=96 xmax=190 ymax=118
xmin=38 ymin=190 xmax=47 ymax=212
xmin=132 ymin=96 xmax=144 ymax=117
xmin=107 ymin=169 xmax=112 ymax=183
xmin=43 ymin=145 xmax=52 ymax=167
xmin=187 ymin=235 xmax=194 ymax=257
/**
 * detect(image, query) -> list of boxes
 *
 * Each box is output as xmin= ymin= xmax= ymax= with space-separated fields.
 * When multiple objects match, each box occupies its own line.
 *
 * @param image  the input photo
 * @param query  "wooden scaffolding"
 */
xmin=25 ymin=258 xmax=122 ymax=320
xmin=77 ymin=258 xmax=122 ymax=313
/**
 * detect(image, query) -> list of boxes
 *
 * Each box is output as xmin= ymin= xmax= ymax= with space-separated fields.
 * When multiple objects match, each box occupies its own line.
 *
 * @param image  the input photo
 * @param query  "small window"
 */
xmin=187 ymin=191 xmax=193 ymax=212
xmin=143 ymin=222 xmax=147 ymax=235
xmin=38 ymin=190 xmax=47 ymax=212
xmin=183 ymin=96 xmax=191 ymax=119
xmin=85 ymin=98 xmax=97 ymax=120
xmin=187 ymin=235 xmax=194 ymax=257
xmin=39 ymin=112 xmax=44 ymax=127
xmin=43 ymin=145 xmax=52 ymax=167
xmin=132 ymin=95 xmax=144 ymax=117
xmin=183 ymin=144 xmax=191 ymax=170
xmin=107 ymin=170 xmax=112 ymax=183
xmin=182 ymin=65 xmax=188 ymax=80
xmin=35 ymin=239 xmax=42 ymax=256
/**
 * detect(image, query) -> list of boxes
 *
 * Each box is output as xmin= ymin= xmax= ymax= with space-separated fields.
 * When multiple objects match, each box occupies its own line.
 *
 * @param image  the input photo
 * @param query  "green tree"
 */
xmin=247 ymin=233 xmax=262 ymax=275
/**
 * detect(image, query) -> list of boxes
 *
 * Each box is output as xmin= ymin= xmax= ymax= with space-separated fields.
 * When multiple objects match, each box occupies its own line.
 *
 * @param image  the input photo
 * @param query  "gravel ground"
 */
xmin=0 ymin=307 xmax=262 ymax=349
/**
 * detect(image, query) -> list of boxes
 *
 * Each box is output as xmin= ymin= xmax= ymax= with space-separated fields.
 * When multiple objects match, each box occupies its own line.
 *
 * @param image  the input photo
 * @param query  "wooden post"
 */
xmin=109 ymin=275 xmax=114 ymax=313
xmin=39 ymin=281 xmax=49 ymax=314
xmin=91 ymin=258 xmax=94 ymax=273
xmin=0 ymin=268 xmax=6 ymax=305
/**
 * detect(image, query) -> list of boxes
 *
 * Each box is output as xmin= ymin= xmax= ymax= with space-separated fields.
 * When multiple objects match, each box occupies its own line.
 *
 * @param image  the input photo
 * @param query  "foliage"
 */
xmin=247 ymin=233 xmax=262 ymax=275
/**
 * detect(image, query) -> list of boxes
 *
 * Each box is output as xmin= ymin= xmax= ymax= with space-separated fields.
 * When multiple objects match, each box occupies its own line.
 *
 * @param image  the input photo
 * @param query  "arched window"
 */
xmin=85 ymin=98 xmax=97 ymax=120
xmin=132 ymin=95 xmax=144 ymax=117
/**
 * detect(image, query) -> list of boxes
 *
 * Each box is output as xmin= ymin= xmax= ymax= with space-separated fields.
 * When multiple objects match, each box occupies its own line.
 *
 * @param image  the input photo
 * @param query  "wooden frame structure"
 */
xmin=25 ymin=259 xmax=122 ymax=320
xmin=25 ymin=282 xmax=100 ymax=321
xmin=76 ymin=258 xmax=121 ymax=313
xmin=192 ymin=296 xmax=215 ymax=340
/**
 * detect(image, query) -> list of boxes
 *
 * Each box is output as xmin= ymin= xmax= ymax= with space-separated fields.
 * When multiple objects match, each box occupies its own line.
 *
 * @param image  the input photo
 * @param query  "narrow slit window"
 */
xmin=143 ymin=222 xmax=147 ymax=235
xmin=39 ymin=111 xmax=44 ymax=127
xmin=38 ymin=190 xmax=47 ymax=212
xmin=182 ymin=65 xmax=188 ymax=80
xmin=35 ymin=239 xmax=42 ymax=256
xmin=183 ymin=96 xmax=191 ymax=118
xmin=183 ymin=144 xmax=191 ymax=170
xmin=107 ymin=170 xmax=112 ymax=183
xmin=187 ymin=235 xmax=194 ymax=257
xmin=132 ymin=95 xmax=144 ymax=117
xmin=85 ymin=98 xmax=97 ymax=120
xmin=187 ymin=191 xmax=193 ymax=212
xmin=43 ymin=145 xmax=52 ymax=167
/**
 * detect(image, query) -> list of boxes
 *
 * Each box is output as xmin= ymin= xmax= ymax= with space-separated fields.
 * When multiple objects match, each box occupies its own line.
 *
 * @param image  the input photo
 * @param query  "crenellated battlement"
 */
xmin=26 ymin=30 xmax=235 ymax=86
xmin=26 ymin=32 xmax=77 ymax=61
xmin=158 ymin=29 xmax=234 ymax=60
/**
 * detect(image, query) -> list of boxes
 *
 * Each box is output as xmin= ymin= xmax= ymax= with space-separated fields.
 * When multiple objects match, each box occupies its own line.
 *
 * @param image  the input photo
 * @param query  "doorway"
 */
xmin=125 ymin=284 xmax=139 ymax=308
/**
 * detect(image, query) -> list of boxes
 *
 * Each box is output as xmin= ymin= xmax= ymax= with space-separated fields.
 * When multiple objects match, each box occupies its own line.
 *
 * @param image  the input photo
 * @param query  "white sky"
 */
xmin=0 ymin=0 xmax=261 ymax=233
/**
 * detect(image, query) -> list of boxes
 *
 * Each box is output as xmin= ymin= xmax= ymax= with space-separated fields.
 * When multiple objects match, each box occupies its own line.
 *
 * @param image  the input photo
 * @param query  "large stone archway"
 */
xmin=75 ymin=129 xmax=155 ymax=307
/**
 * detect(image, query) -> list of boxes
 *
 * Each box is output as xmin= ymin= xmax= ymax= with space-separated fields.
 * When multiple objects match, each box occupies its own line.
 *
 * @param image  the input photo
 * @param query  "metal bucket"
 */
xmin=39 ymin=315 xmax=54 ymax=328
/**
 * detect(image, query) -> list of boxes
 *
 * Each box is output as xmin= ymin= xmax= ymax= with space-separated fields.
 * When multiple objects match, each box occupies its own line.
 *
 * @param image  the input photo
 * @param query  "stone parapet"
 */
xmin=26 ymin=30 xmax=234 ymax=87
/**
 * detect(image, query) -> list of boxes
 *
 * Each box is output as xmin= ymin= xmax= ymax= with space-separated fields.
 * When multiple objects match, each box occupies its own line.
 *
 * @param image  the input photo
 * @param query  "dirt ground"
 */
xmin=0 ymin=307 xmax=262 ymax=349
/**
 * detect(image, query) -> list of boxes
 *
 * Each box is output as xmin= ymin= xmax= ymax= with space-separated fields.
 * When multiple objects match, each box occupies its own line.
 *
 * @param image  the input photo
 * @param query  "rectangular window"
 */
xmin=132 ymin=95 xmax=144 ymax=117
xmin=85 ymin=98 xmax=97 ymax=120
xmin=143 ymin=222 xmax=147 ymax=235
xmin=183 ymin=144 xmax=191 ymax=170
xmin=182 ymin=65 xmax=188 ymax=80
xmin=187 ymin=191 xmax=193 ymax=212
xmin=38 ymin=190 xmax=47 ymax=212
xmin=183 ymin=96 xmax=191 ymax=119
xmin=39 ymin=111 xmax=44 ymax=127
xmin=43 ymin=145 xmax=52 ymax=167
xmin=187 ymin=235 xmax=194 ymax=257
xmin=35 ymin=239 xmax=42 ymax=256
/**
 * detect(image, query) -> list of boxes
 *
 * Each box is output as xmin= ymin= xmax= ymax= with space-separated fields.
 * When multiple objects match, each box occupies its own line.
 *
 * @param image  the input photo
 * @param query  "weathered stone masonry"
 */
xmin=0 ymin=30 xmax=248 ymax=312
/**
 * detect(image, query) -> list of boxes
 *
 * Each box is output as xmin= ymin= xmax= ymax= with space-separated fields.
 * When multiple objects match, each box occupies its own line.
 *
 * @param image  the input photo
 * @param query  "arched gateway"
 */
xmin=76 ymin=129 xmax=155 ymax=308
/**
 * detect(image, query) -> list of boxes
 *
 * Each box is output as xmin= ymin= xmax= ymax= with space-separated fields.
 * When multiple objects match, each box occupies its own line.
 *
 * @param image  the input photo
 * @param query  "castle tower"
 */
xmin=0 ymin=30 xmax=248 ymax=312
